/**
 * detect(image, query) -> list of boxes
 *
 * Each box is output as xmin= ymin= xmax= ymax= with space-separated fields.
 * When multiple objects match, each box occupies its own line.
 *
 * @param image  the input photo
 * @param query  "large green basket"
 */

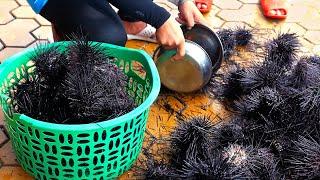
xmin=0 ymin=42 xmax=160 ymax=179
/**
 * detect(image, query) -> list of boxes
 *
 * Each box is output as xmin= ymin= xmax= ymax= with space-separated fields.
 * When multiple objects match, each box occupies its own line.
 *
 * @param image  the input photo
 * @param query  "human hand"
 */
xmin=177 ymin=0 xmax=208 ymax=28
xmin=156 ymin=17 xmax=185 ymax=60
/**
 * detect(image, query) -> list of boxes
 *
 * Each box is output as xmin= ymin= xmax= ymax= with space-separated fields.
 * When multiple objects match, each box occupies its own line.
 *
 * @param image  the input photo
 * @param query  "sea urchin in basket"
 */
xmin=9 ymin=38 xmax=136 ymax=124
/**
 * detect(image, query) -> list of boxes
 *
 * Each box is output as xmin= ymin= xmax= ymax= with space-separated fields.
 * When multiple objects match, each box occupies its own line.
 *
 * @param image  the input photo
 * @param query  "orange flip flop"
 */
xmin=194 ymin=0 xmax=212 ymax=13
xmin=261 ymin=0 xmax=288 ymax=19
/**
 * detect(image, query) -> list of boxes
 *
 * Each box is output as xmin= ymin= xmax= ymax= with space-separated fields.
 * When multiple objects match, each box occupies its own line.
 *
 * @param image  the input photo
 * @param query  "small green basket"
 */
xmin=0 ymin=42 xmax=160 ymax=179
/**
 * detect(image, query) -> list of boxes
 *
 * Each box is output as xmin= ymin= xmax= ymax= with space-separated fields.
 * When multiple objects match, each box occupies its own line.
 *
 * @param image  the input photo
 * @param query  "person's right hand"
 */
xmin=156 ymin=17 xmax=185 ymax=60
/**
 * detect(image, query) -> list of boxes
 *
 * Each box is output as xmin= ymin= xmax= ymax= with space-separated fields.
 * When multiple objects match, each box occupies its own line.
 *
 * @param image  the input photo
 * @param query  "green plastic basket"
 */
xmin=0 ymin=41 xmax=160 ymax=179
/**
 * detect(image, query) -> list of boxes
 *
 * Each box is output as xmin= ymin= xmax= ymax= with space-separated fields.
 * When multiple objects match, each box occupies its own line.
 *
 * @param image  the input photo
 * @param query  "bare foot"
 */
xmin=122 ymin=21 xmax=147 ymax=35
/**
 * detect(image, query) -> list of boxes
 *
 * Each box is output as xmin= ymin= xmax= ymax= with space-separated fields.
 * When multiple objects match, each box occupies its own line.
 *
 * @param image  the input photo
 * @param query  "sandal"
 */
xmin=127 ymin=24 xmax=157 ymax=43
xmin=261 ymin=0 xmax=288 ymax=19
xmin=195 ymin=0 xmax=212 ymax=13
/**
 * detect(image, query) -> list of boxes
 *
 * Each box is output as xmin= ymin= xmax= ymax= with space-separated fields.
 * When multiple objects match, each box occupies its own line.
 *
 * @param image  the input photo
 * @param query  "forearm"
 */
xmin=108 ymin=0 xmax=170 ymax=28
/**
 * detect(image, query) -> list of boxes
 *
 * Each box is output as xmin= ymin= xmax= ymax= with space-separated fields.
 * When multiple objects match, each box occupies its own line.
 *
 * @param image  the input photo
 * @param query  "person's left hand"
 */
xmin=177 ymin=0 xmax=208 ymax=28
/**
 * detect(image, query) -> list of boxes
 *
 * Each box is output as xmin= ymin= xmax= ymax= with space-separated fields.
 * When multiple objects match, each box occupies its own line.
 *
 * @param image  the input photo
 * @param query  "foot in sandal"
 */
xmin=260 ymin=0 xmax=288 ymax=19
xmin=122 ymin=21 xmax=157 ymax=43
xmin=194 ymin=0 xmax=212 ymax=13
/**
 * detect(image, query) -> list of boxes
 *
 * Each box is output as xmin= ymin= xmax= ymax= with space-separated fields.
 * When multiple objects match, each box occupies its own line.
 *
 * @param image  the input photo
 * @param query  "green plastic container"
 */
xmin=0 ymin=42 xmax=160 ymax=179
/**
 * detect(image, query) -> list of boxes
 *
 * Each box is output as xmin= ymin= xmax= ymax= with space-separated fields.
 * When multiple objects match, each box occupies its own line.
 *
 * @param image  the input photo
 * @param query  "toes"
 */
xmin=196 ymin=3 xmax=208 ymax=10
xmin=196 ymin=3 xmax=202 ymax=9
xmin=279 ymin=9 xmax=287 ymax=15
xmin=201 ymin=4 xmax=208 ymax=9
xmin=269 ymin=9 xmax=286 ymax=16
xmin=275 ymin=9 xmax=286 ymax=16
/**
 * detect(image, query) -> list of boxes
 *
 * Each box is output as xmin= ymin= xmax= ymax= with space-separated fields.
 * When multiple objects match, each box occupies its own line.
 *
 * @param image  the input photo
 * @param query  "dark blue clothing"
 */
xmin=28 ymin=0 xmax=170 ymax=29
xmin=31 ymin=0 xmax=170 ymax=46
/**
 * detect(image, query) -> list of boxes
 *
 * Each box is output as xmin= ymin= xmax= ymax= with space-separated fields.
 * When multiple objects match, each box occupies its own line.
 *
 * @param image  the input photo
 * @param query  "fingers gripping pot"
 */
xmin=154 ymin=24 xmax=224 ymax=93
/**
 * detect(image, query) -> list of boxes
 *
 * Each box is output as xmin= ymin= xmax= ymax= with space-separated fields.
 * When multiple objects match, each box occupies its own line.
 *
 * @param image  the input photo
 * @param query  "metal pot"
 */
xmin=154 ymin=40 xmax=212 ymax=93
xmin=181 ymin=24 xmax=224 ymax=72
xmin=154 ymin=24 xmax=224 ymax=93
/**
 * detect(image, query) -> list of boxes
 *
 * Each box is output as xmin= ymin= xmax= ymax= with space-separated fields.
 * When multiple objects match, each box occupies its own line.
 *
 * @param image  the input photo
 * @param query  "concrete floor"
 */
xmin=0 ymin=0 xmax=319 ymax=179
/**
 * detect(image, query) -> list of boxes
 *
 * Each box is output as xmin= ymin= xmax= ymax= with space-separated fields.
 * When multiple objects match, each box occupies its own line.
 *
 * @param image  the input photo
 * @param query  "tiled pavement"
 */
xmin=0 ymin=0 xmax=320 ymax=179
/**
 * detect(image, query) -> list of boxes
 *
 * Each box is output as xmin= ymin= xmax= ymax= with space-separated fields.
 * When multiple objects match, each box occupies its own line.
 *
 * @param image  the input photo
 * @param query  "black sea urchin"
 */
xmin=31 ymin=44 xmax=68 ymax=82
xmin=216 ymin=118 xmax=245 ymax=147
xmin=299 ymin=55 xmax=320 ymax=68
xmin=234 ymin=86 xmax=305 ymax=156
xmin=221 ymin=65 xmax=246 ymax=101
xmin=169 ymin=116 xmax=218 ymax=166
xmin=240 ymin=61 xmax=286 ymax=93
xmin=299 ymin=84 xmax=320 ymax=122
xmin=13 ymin=76 xmax=68 ymax=122
xmin=235 ymin=87 xmax=283 ymax=119
xmin=64 ymin=39 xmax=135 ymax=123
xmin=144 ymin=152 xmax=177 ymax=180
xmin=12 ymin=45 xmax=69 ymax=123
xmin=265 ymin=33 xmax=300 ymax=68
xmin=287 ymin=135 xmax=320 ymax=179
xmin=67 ymin=35 xmax=108 ymax=66
xmin=234 ymin=27 xmax=253 ymax=46
xmin=222 ymin=144 xmax=281 ymax=179
xmin=217 ymin=29 xmax=236 ymax=60
xmin=285 ymin=59 xmax=320 ymax=89
xmin=178 ymin=154 xmax=242 ymax=179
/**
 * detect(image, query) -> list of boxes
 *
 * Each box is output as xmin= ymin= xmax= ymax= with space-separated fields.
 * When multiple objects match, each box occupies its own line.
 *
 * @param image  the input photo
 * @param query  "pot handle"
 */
xmin=152 ymin=45 xmax=176 ymax=63
xmin=152 ymin=45 xmax=162 ymax=60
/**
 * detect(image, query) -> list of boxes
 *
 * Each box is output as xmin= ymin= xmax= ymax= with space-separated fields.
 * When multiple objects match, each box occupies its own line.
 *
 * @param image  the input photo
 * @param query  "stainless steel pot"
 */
xmin=154 ymin=24 xmax=224 ymax=93
xmin=154 ymin=40 xmax=212 ymax=93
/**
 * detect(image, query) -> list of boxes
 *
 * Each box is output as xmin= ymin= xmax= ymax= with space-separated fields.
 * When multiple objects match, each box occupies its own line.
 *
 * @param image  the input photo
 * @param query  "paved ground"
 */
xmin=0 ymin=0 xmax=319 ymax=179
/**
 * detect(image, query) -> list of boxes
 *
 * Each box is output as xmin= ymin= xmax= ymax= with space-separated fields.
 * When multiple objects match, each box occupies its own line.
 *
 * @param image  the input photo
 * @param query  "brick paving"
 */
xmin=0 ymin=0 xmax=319 ymax=179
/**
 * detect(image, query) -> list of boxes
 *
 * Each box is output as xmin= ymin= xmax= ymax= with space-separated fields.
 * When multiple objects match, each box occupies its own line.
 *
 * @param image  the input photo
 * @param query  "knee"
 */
xmin=87 ymin=25 xmax=127 ymax=47
xmin=110 ymin=27 xmax=127 ymax=46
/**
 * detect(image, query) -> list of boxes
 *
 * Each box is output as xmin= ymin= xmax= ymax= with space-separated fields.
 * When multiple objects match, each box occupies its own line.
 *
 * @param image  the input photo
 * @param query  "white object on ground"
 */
xmin=127 ymin=24 xmax=157 ymax=43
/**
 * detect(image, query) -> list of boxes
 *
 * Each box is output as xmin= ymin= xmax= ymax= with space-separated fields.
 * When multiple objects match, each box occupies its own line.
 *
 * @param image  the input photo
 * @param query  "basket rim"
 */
xmin=0 ymin=41 xmax=161 ymax=131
